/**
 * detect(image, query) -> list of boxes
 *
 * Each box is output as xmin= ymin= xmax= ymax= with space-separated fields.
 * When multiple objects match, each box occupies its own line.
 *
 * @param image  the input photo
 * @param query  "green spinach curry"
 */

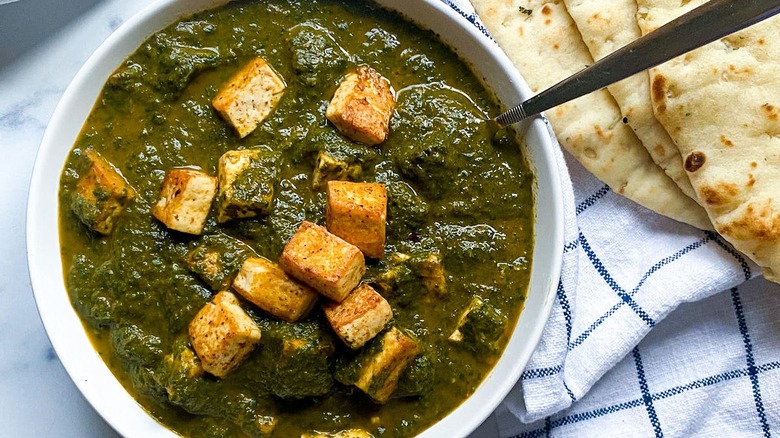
xmin=58 ymin=0 xmax=536 ymax=436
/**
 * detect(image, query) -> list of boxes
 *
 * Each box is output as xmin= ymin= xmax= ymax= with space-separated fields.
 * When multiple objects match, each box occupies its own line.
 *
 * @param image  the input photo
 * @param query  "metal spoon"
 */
xmin=494 ymin=0 xmax=780 ymax=127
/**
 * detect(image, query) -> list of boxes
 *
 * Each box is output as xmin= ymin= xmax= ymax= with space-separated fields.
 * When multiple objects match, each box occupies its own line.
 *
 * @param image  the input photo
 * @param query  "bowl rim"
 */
xmin=26 ymin=0 xmax=564 ymax=436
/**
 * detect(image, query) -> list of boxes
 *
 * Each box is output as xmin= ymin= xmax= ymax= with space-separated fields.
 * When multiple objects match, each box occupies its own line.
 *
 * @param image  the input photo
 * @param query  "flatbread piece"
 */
xmin=637 ymin=0 xmax=780 ymax=280
xmin=563 ymin=0 xmax=699 ymax=203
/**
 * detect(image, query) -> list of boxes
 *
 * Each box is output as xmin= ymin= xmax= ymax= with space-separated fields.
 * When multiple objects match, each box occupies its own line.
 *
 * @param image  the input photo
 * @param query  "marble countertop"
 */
xmin=0 ymin=0 xmax=501 ymax=435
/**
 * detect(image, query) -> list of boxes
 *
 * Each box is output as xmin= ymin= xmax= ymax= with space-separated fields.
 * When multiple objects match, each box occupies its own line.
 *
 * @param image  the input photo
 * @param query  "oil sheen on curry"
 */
xmin=58 ymin=0 xmax=536 ymax=436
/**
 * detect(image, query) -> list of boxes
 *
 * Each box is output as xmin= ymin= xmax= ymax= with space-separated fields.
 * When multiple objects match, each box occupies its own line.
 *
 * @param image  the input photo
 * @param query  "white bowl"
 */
xmin=27 ymin=0 xmax=564 ymax=436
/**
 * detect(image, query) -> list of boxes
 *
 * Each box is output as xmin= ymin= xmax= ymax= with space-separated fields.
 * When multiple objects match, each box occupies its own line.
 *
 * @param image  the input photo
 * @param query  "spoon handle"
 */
xmin=494 ymin=0 xmax=780 ymax=127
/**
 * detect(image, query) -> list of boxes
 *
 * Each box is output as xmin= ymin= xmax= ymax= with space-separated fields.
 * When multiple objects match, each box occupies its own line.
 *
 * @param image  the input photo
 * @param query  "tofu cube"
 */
xmin=188 ymin=291 xmax=261 ymax=378
xmin=217 ymin=147 xmax=281 ymax=223
xmin=368 ymin=250 xmax=443 ymax=305
xmin=185 ymin=234 xmax=255 ymax=291
xmin=326 ymin=66 xmax=395 ymax=145
xmin=280 ymin=221 xmax=366 ymax=302
xmin=187 ymin=249 xmax=223 ymax=289
xmin=258 ymin=320 xmax=336 ymax=398
xmin=232 ymin=256 xmax=319 ymax=322
xmin=212 ymin=57 xmax=286 ymax=138
xmin=159 ymin=338 xmax=204 ymax=402
xmin=323 ymin=283 xmax=392 ymax=349
xmin=448 ymin=296 xmax=506 ymax=354
xmin=335 ymin=327 xmax=421 ymax=403
xmin=394 ymin=354 xmax=435 ymax=398
xmin=71 ymin=149 xmax=136 ymax=235
xmin=164 ymin=345 xmax=203 ymax=380
xmin=311 ymin=150 xmax=362 ymax=189
xmin=152 ymin=168 xmax=217 ymax=235
xmin=326 ymin=181 xmax=387 ymax=259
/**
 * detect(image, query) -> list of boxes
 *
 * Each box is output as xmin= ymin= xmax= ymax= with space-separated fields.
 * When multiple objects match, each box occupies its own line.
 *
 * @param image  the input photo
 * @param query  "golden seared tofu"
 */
xmin=212 ymin=56 xmax=286 ymax=138
xmin=326 ymin=66 xmax=395 ymax=145
xmin=152 ymin=168 xmax=217 ymax=235
xmin=326 ymin=181 xmax=387 ymax=259
xmin=216 ymin=147 xmax=281 ymax=223
xmin=323 ymin=283 xmax=392 ymax=349
xmin=279 ymin=221 xmax=365 ymax=302
xmin=232 ymin=256 xmax=319 ymax=322
xmin=311 ymin=150 xmax=362 ymax=189
xmin=335 ymin=327 xmax=421 ymax=404
xmin=302 ymin=429 xmax=374 ymax=438
xmin=71 ymin=149 xmax=136 ymax=235
xmin=188 ymin=291 xmax=261 ymax=378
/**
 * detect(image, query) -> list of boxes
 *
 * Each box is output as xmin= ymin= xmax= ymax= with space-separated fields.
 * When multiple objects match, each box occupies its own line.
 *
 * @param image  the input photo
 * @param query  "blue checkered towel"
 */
xmin=440 ymin=1 xmax=780 ymax=436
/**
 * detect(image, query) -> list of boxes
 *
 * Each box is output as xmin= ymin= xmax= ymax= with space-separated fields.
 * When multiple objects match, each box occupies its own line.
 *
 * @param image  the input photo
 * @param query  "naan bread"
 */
xmin=637 ymin=0 xmax=780 ymax=280
xmin=470 ymin=0 xmax=712 ymax=229
xmin=562 ymin=0 xmax=700 ymax=203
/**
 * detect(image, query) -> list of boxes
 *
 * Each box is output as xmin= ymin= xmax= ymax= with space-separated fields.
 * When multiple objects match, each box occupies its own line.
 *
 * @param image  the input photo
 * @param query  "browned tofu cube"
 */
xmin=71 ymin=149 xmax=136 ymax=235
xmin=323 ymin=283 xmax=392 ymax=349
xmin=188 ymin=291 xmax=261 ymax=378
xmin=335 ymin=327 xmax=421 ymax=403
xmin=279 ymin=221 xmax=365 ymax=302
xmin=216 ymin=147 xmax=281 ymax=223
xmin=325 ymin=66 xmax=395 ymax=145
xmin=232 ymin=256 xmax=319 ymax=322
xmin=326 ymin=181 xmax=387 ymax=259
xmin=212 ymin=57 xmax=286 ymax=138
xmin=152 ymin=168 xmax=217 ymax=235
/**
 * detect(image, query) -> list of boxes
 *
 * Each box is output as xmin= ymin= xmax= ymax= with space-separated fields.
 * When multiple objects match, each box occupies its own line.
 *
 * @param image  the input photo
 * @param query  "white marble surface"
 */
xmin=0 ymin=0 xmax=501 ymax=436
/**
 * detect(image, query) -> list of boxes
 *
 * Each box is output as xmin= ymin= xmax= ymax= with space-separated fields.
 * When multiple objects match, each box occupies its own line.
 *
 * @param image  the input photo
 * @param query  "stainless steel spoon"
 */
xmin=494 ymin=0 xmax=780 ymax=127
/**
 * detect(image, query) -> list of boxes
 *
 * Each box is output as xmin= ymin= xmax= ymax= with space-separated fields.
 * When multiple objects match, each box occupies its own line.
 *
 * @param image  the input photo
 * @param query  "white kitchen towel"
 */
xmin=440 ymin=0 xmax=762 ymax=431
xmin=496 ymin=275 xmax=780 ymax=437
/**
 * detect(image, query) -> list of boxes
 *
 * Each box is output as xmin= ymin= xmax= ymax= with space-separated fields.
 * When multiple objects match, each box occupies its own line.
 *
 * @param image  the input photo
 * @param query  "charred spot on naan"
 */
xmin=541 ymin=4 xmax=553 ymax=18
xmin=717 ymin=201 xmax=780 ymax=242
xmin=684 ymin=151 xmax=706 ymax=172
xmin=593 ymin=124 xmax=613 ymax=141
xmin=699 ymin=181 xmax=739 ymax=212
xmin=761 ymin=103 xmax=779 ymax=122
xmin=653 ymin=144 xmax=667 ymax=159
xmin=651 ymin=74 xmax=668 ymax=114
